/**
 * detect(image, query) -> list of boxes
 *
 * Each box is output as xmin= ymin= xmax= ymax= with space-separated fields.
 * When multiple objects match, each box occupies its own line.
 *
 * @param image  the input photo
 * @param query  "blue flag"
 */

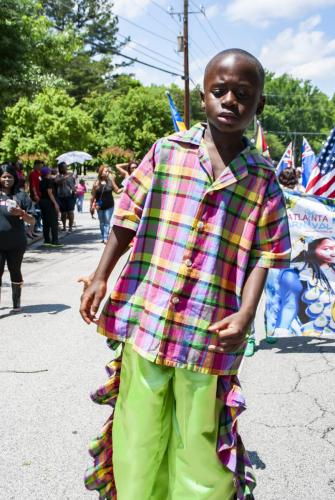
xmin=276 ymin=142 xmax=294 ymax=176
xmin=166 ymin=91 xmax=186 ymax=132
xmin=301 ymin=137 xmax=316 ymax=188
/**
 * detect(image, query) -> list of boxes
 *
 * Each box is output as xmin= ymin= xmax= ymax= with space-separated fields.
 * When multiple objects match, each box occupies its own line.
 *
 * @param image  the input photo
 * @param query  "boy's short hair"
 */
xmin=204 ymin=48 xmax=265 ymax=91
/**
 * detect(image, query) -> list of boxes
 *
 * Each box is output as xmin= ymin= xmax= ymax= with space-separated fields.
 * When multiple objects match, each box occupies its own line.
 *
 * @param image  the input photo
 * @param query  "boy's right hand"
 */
xmin=79 ymin=277 xmax=107 ymax=324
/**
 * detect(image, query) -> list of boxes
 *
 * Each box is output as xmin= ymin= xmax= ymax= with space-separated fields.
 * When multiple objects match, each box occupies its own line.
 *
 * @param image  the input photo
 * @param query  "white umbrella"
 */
xmin=56 ymin=151 xmax=93 ymax=165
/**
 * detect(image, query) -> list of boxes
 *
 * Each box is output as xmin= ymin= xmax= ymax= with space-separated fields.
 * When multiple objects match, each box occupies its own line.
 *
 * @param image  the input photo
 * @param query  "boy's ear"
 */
xmin=256 ymin=95 xmax=266 ymax=116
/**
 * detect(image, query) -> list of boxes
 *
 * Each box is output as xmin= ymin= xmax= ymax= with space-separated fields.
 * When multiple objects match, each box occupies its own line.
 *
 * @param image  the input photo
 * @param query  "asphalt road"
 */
xmin=1 ymin=204 xmax=334 ymax=500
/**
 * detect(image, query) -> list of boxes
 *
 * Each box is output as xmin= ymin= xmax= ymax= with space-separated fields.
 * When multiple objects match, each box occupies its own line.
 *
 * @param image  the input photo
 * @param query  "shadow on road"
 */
xmin=248 ymin=450 xmax=266 ymax=470
xmin=258 ymin=336 xmax=335 ymax=354
xmin=31 ymin=227 xmax=101 ymax=254
xmin=0 ymin=303 xmax=70 ymax=319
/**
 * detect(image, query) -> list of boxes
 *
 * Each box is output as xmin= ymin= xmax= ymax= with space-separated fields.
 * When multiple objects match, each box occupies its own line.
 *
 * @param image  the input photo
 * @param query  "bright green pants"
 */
xmin=112 ymin=343 xmax=236 ymax=500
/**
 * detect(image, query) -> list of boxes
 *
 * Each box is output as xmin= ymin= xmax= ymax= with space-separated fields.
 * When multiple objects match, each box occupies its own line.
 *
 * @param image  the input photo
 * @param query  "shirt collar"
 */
xmin=167 ymin=122 xmax=274 ymax=189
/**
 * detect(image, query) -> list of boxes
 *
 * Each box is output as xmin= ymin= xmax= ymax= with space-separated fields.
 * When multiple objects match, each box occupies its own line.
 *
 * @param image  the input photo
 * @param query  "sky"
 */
xmin=111 ymin=0 xmax=335 ymax=98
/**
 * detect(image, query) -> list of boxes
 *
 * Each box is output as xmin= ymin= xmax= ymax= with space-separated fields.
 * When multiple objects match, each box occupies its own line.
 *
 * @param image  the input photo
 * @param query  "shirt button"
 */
xmin=171 ymin=296 xmax=180 ymax=304
xmin=184 ymin=259 xmax=192 ymax=267
xmin=197 ymin=221 xmax=204 ymax=230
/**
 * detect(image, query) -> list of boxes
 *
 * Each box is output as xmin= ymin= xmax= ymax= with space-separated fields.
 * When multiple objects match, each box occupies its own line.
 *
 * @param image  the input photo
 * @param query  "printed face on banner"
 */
xmin=265 ymin=190 xmax=335 ymax=338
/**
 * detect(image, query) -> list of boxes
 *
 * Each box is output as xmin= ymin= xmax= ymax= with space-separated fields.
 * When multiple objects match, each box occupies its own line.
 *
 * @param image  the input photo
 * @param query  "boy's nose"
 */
xmin=221 ymin=90 xmax=236 ymax=106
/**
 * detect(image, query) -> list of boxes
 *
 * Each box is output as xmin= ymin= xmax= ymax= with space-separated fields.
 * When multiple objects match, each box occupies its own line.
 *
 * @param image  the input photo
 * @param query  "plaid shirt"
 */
xmin=98 ymin=123 xmax=291 ymax=375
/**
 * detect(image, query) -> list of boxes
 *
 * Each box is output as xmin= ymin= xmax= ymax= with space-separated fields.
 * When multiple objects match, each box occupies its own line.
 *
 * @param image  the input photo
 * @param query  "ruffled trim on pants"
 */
xmin=217 ymin=376 xmax=256 ymax=499
xmin=85 ymin=341 xmax=256 ymax=500
xmin=84 ymin=340 xmax=123 ymax=499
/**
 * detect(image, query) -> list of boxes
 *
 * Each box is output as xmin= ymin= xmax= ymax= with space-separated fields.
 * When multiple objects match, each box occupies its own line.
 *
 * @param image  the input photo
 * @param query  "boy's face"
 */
xmin=202 ymin=54 xmax=265 ymax=135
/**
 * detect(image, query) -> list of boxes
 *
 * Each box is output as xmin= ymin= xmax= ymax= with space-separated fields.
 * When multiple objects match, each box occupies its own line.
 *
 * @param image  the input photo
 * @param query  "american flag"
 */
xmin=306 ymin=127 xmax=335 ymax=198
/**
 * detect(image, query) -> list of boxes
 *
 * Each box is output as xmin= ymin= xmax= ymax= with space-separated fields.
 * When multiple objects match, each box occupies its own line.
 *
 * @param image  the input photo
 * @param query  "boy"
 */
xmin=80 ymin=48 xmax=291 ymax=500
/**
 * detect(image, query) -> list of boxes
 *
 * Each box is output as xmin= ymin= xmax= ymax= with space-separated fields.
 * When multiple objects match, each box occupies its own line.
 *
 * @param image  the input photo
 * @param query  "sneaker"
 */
xmin=265 ymin=336 xmax=277 ymax=344
xmin=245 ymin=338 xmax=256 ymax=357
xmin=50 ymin=242 xmax=64 ymax=248
xmin=42 ymin=242 xmax=53 ymax=247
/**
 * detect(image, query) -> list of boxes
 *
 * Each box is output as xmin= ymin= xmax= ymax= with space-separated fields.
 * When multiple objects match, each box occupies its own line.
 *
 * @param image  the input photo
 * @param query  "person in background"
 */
xmin=90 ymin=165 xmax=122 ymax=244
xmin=76 ymin=178 xmax=87 ymax=212
xmin=39 ymin=167 xmax=62 ymax=247
xmin=28 ymin=159 xmax=43 ymax=233
xmin=55 ymin=162 xmax=76 ymax=232
xmin=278 ymin=167 xmax=298 ymax=190
xmin=14 ymin=160 xmax=26 ymax=190
xmin=115 ymin=161 xmax=138 ymax=186
xmin=0 ymin=164 xmax=35 ymax=310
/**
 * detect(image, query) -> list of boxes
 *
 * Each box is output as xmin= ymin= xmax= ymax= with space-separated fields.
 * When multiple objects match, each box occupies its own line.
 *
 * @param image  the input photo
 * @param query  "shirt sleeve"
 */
xmin=249 ymin=175 xmax=291 ymax=269
xmin=17 ymin=192 xmax=34 ymax=214
xmin=112 ymin=141 xmax=159 ymax=232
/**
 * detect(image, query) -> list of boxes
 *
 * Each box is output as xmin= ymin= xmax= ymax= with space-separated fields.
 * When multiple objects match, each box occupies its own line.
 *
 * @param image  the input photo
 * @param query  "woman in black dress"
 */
xmin=0 ymin=164 xmax=35 ymax=310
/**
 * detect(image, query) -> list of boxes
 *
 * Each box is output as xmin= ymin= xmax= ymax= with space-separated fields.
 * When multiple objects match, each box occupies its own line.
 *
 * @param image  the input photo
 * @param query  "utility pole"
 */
xmin=183 ymin=0 xmax=190 ymax=129
xmin=169 ymin=2 xmax=203 ymax=129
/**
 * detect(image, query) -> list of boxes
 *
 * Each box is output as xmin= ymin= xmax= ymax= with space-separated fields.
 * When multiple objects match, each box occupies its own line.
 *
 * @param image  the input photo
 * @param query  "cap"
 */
xmin=41 ymin=166 xmax=51 ymax=177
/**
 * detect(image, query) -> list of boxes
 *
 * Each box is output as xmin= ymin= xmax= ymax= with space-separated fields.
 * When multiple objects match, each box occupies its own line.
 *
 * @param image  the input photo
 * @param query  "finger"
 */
xmin=80 ymin=294 xmax=93 ymax=324
xmin=208 ymin=343 xmax=243 ymax=353
xmin=208 ymin=320 xmax=230 ymax=332
xmin=90 ymin=293 xmax=102 ymax=317
xmin=217 ymin=329 xmax=243 ymax=340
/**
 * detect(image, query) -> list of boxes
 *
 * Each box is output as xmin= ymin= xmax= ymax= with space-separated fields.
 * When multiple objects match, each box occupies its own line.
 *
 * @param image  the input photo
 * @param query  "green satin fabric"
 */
xmin=112 ymin=343 xmax=236 ymax=499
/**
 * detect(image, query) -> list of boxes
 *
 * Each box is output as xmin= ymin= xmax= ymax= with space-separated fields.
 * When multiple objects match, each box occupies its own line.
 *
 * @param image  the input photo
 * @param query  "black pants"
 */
xmin=0 ymin=245 xmax=25 ymax=285
xmin=39 ymin=199 xmax=59 ymax=243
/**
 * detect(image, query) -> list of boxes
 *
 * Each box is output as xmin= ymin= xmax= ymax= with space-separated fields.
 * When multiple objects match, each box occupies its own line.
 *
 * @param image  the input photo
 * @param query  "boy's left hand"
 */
xmin=208 ymin=312 xmax=251 ymax=353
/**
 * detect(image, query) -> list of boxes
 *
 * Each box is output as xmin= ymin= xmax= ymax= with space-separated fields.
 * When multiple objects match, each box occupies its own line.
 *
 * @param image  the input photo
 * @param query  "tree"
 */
xmin=262 ymin=72 xmax=335 ymax=159
xmin=42 ymin=0 xmax=126 ymax=100
xmin=101 ymin=86 xmax=174 ymax=159
xmin=169 ymin=84 xmax=206 ymax=125
xmin=80 ymin=76 xmax=143 ymax=156
xmin=0 ymin=0 xmax=78 ymax=128
xmin=0 ymin=88 xmax=93 ymax=163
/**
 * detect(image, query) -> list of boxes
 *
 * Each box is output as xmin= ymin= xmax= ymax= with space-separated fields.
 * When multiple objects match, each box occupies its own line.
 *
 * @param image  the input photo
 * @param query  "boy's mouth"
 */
xmin=217 ymin=111 xmax=239 ymax=122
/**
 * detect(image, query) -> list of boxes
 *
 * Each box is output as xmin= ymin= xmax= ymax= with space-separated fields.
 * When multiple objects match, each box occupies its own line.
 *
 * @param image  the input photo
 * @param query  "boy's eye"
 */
xmin=236 ymin=89 xmax=249 ymax=99
xmin=212 ymin=89 xmax=224 ymax=97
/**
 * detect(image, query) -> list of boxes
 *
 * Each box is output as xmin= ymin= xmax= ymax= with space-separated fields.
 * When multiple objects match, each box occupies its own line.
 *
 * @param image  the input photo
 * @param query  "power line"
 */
xmin=189 ymin=47 xmax=204 ymax=76
xmin=118 ymin=33 xmax=182 ymax=67
xmin=190 ymin=1 xmax=225 ymax=48
xmin=151 ymin=0 xmax=170 ymax=13
xmin=117 ymin=37 xmax=182 ymax=73
xmin=155 ymin=3 xmax=209 ymax=63
xmin=117 ymin=14 xmax=175 ymax=44
xmin=190 ymin=10 xmax=220 ymax=51
xmin=264 ymin=92 xmax=333 ymax=102
xmin=265 ymin=130 xmax=328 ymax=137
xmin=112 ymin=49 xmax=183 ymax=77
xmin=132 ymin=0 xmax=178 ymax=37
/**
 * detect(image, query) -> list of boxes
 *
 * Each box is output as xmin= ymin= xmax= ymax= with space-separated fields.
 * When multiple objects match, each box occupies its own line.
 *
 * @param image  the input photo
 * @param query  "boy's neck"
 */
xmin=205 ymin=123 xmax=245 ymax=156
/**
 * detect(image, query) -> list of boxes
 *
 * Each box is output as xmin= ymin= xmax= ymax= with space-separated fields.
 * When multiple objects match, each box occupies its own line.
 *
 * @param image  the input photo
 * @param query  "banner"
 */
xmin=265 ymin=190 xmax=335 ymax=338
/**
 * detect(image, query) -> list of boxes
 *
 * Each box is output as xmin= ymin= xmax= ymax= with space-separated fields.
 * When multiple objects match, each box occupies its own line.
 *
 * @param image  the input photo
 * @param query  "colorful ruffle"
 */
xmin=217 ymin=376 xmax=256 ymax=499
xmin=85 ymin=342 xmax=256 ymax=500
xmin=84 ymin=341 xmax=122 ymax=499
